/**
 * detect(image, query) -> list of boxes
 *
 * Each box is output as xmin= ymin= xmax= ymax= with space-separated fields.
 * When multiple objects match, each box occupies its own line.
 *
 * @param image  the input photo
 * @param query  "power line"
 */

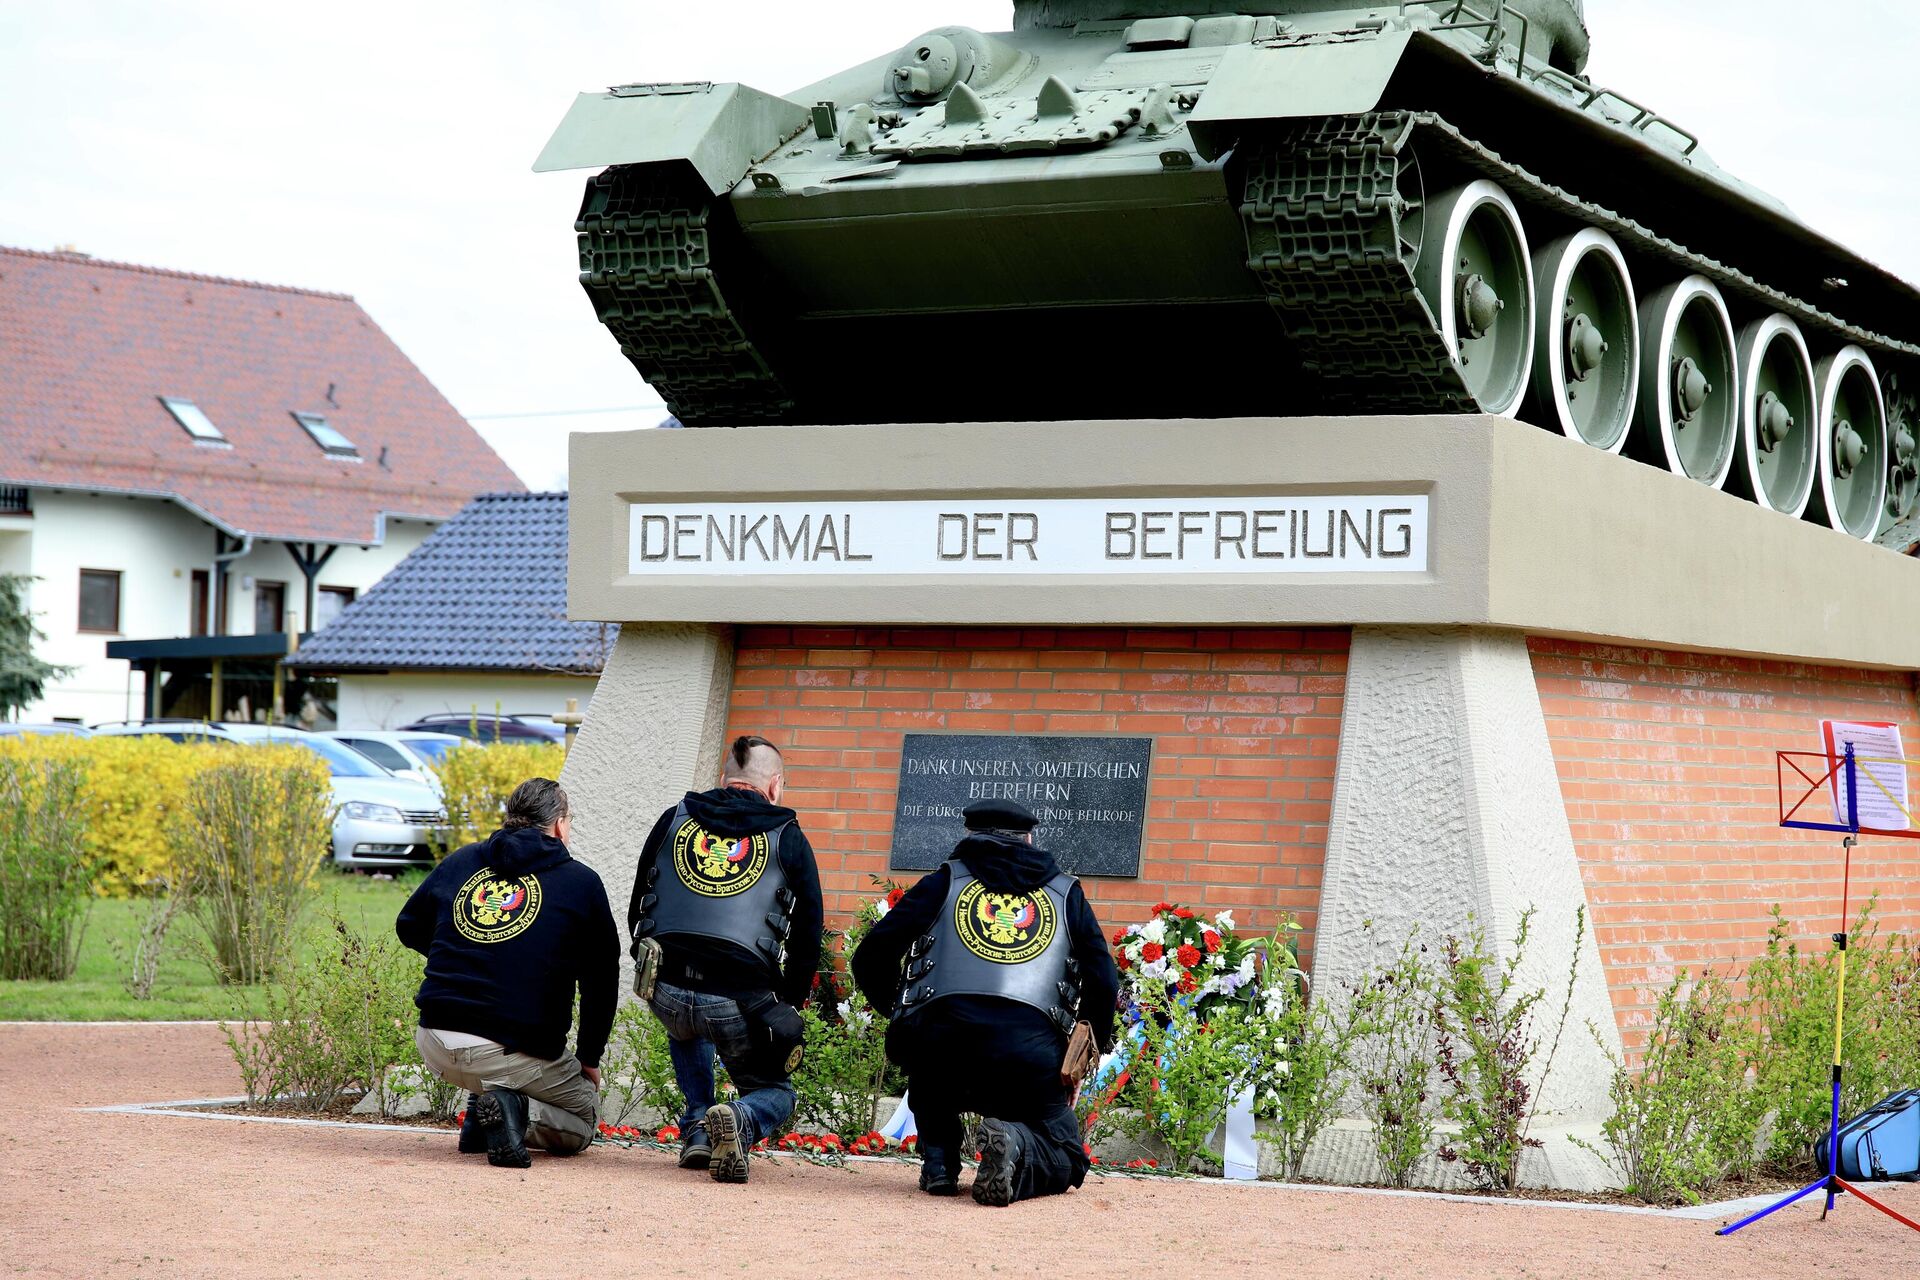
xmin=466 ymin=403 xmax=667 ymax=421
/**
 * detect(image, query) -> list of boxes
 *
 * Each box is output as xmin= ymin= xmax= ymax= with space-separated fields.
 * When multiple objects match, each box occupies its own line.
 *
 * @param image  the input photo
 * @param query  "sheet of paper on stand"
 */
xmin=1821 ymin=720 xmax=1912 ymax=830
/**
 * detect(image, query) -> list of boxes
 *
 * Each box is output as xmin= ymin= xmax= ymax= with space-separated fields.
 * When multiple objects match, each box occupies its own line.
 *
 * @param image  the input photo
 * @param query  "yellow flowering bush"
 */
xmin=433 ymin=741 xmax=568 ymax=856
xmin=0 ymin=736 xmax=328 ymax=896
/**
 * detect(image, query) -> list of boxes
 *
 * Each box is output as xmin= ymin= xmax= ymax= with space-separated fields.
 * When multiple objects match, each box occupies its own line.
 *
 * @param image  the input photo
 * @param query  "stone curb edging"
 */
xmin=82 ymin=1096 xmax=1789 ymax=1222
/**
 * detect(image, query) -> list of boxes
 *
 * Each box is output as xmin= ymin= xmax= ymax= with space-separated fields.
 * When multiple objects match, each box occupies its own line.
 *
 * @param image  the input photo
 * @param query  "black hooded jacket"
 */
xmin=628 ymin=786 xmax=824 ymax=1007
xmin=397 ymin=824 xmax=620 ymax=1067
xmin=851 ymin=832 xmax=1120 ymax=1056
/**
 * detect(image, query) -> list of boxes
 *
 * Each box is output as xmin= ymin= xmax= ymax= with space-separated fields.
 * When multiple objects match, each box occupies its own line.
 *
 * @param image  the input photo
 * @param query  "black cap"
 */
xmin=963 ymin=799 xmax=1037 ymax=832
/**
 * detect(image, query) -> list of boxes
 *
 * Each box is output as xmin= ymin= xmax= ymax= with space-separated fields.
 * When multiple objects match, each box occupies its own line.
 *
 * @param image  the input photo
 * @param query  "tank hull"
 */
xmin=545 ymin=3 xmax=1920 ymax=543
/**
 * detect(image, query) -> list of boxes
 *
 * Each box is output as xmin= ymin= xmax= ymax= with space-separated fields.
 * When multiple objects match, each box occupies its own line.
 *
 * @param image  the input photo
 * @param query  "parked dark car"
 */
xmin=397 ymin=713 xmax=563 ymax=744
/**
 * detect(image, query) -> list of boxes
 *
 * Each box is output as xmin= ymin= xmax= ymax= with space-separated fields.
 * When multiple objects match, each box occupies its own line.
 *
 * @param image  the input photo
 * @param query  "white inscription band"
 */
xmin=626 ymin=496 xmax=1428 ymax=576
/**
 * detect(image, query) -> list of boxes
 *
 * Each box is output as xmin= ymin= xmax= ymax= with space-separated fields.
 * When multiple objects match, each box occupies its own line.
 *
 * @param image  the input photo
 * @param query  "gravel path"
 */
xmin=4 ymin=1023 xmax=1916 ymax=1278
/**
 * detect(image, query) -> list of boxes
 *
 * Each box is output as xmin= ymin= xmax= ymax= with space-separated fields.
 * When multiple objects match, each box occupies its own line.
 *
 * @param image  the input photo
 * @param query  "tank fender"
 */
xmin=532 ymin=82 xmax=810 ymax=195
xmin=1185 ymin=32 xmax=1413 ymax=163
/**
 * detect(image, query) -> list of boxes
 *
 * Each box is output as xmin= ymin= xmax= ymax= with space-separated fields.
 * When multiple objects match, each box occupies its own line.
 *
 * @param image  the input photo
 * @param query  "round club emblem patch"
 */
xmin=453 ymin=867 xmax=542 ymax=944
xmin=954 ymin=880 xmax=1056 ymax=965
xmin=671 ymin=821 xmax=771 ymax=898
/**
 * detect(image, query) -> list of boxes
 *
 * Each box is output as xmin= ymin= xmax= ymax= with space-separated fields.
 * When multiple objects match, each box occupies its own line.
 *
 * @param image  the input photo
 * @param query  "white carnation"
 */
xmin=1139 ymin=958 xmax=1168 ymax=980
xmin=1139 ymin=918 xmax=1167 ymax=945
xmin=874 ymin=899 xmax=890 ymax=918
xmin=1236 ymin=955 xmax=1257 ymax=982
xmin=1213 ymin=911 xmax=1236 ymax=933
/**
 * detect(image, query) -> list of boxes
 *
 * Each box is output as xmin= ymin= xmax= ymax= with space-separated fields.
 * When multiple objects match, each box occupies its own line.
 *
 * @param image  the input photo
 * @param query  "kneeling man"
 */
xmin=852 ymin=799 xmax=1118 ymax=1206
xmin=397 ymin=778 xmax=619 ymax=1167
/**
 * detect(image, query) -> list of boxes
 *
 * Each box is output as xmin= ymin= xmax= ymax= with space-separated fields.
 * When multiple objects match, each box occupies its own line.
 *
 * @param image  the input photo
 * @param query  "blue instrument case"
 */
xmin=1835 ymin=1087 xmax=1920 ymax=1181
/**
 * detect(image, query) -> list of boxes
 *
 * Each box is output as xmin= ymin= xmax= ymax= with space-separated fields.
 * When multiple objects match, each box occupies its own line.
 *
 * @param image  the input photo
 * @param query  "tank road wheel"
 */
xmin=1414 ymin=180 xmax=1535 ymax=417
xmin=1881 ymin=372 xmax=1919 ymax=529
xmin=1809 ymin=346 xmax=1890 ymax=541
xmin=1525 ymin=229 xmax=1638 ymax=451
xmin=1633 ymin=275 xmax=1738 ymax=487
xmin=1727 ymin=315 xmax=1818 ymax=517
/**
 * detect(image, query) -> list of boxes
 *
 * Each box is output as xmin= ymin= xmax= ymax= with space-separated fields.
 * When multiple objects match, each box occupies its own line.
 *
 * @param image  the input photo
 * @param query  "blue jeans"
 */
xmin=649 ymin=982 xmax=796 ymax=1147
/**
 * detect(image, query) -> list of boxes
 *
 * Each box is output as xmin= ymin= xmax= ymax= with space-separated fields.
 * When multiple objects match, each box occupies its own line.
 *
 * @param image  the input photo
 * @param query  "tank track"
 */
xmin=1241 ymin=115 xmax=1476 ymax=413
xmin=1238 ymin=112 xmax=1920 ymax=415
xmin=575 ymin=165 xmax=792 ymax=427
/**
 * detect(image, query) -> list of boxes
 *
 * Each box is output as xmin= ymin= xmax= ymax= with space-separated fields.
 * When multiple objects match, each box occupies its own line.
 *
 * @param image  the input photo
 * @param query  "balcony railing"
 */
xmin=0 ymin=487 xmax=28 ymax=515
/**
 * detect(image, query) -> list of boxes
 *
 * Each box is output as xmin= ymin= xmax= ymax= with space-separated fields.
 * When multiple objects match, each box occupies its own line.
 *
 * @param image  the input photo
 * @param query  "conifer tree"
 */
xmin=0 ymin=574 xmax=71 ymax=721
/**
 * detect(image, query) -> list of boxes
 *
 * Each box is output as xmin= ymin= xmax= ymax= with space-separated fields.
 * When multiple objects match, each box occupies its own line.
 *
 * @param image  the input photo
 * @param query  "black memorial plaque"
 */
xmin=887 ymin=733 xmax=1153 ymax=877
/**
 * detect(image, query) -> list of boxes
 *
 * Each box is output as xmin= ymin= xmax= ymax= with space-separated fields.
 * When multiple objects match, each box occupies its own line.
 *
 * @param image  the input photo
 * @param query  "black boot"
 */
xmin=457 ymin=1093 xmax=485 ymax=1154
xmin=971 ymin=1119 xmax=1022 ymax=1207
xmin=475 ymin=1088 xmax=531 ymax=1169
xmin=918 ymin=1147 xmax=960 ymax=1197
xmin=678 ymin=1123 xmax=712 ymax=1170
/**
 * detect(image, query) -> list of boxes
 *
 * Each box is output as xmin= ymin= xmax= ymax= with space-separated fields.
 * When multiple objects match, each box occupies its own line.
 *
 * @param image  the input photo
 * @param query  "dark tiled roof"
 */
xmin=288 ymin=492 xmax=612 ymax=673
xmin=0 ymin=245 xmax=522 ymax=542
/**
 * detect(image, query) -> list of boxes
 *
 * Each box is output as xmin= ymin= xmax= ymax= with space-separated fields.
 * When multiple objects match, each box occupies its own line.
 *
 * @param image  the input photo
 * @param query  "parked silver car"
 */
xmin=90 ymin=720 xmax=449 ymax=870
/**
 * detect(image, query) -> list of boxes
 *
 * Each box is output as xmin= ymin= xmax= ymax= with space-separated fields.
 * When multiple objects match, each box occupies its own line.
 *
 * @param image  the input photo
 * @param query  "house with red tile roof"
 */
xmin=0 ymin=245 xmax=522 ymax=725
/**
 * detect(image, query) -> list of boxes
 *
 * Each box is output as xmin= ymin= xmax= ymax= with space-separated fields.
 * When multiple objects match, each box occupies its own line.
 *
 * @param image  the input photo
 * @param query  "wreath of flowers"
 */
xmin=1110 ymin=902 xmax=1261 ymax=1016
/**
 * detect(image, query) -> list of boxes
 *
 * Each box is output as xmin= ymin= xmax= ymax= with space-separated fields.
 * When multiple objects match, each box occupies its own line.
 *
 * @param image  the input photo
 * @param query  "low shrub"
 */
xmin=791 ymin=882 xmax=900 ymax=1139
xmin=224 ymin=909 xmax=426 ymax=1115
xmin=1351 ymin=927 xmax=1441 ymax=1188
xmin=1747 ymin=900 xmax=1920 ymax=1171
xmin=1248 ymin=923 xmax=1365 ymax=1182
xmin=0 ymin=754 xmax=95 ymax=979
xmin=1432 ymin=907 xmax=1585 ymax=1193
xmin=432 ymin=742 xmax=567 ymax=856
xmin=0 ymin=735 xmax=243 ymax=896
xmin=114 ymin=879 xmax=188 ymax=1001
xmin=170 ymin=751 xmax=333 ymax=985
xmin=1578 ymin=970 xmax=1757 ymax=1205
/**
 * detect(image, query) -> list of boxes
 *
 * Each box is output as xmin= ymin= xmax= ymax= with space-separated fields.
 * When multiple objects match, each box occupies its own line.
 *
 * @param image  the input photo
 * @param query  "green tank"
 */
xmin=536 ymin=1 xmax=1919 ymax=546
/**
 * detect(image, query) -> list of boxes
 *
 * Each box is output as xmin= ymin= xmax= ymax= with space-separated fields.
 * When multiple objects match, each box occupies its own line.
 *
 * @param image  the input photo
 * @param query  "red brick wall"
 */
xmin=1530 ymin=637 xmax=1920 ymax=1045
xmin=727 ymin=627 xmax=1349 ymax=966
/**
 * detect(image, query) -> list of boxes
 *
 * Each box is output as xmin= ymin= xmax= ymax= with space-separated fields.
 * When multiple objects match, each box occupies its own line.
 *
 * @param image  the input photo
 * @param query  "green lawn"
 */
xmin=0 ymin=872 xmax=421 ymax=1022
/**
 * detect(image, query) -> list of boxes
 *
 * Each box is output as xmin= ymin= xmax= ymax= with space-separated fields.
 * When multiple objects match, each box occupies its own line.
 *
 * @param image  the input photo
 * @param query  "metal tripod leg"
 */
xmin=1715 ymin=1175 xmax=1832 ymax=1236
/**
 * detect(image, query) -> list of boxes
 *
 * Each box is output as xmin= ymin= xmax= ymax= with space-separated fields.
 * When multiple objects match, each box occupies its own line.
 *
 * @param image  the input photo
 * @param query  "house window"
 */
xmin=315 ymin=585 xmax=356 ymax=629
xmin=78 ymin=569 xmax=121 ymax=634
xmin=253 ymin=580 xmax=286 ymax=634
xmin=159 ymin=397 xmax=226 ymax=442
xmin=293 ymin=412 xmax=359 ymax=459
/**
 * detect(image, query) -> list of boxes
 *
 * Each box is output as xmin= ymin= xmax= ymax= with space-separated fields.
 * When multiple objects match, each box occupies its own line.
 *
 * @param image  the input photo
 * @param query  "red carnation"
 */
xmin=1110 ymin=927 xmax=1128 ymax=946
xmin=1173 ymin=906 xmax=1194 ymax=919
xmin=1117 ymin=955 xmax=1131 ymax=971
xmin=1175 ymin=943 xmax=1202 ymax=969
xmin=1203 ymin=930 xmax=1221 ymax=953
xmin=886 ymin=887 xmax=905 ymax=908
xmin=1177 ymin=971 xmax=1198 ymax=994
xmin=1140 ymin=942 xmax=1164 ymax=963
xmin=1151 ymin=902 xmax=1172 ymax=915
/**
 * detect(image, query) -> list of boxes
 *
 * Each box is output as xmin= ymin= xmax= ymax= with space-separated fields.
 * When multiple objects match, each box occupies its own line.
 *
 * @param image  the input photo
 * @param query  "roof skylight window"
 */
xmin=293 ymin=412 xmax=360 ymax=459
xmin=159 ymin=397 xmax=225 ymax=442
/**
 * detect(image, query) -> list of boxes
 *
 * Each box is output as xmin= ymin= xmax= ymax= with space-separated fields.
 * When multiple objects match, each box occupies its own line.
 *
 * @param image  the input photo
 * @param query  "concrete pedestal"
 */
xmin=1313 ymin=626 xmax=1621 ymax=1130
xmin=558 ymin=622 xmax=735 ymax=991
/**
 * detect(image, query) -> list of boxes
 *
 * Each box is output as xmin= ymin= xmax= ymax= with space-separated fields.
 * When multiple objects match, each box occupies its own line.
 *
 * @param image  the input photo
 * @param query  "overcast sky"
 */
xmin=3 ymin=0 xmax=1913 ymax=489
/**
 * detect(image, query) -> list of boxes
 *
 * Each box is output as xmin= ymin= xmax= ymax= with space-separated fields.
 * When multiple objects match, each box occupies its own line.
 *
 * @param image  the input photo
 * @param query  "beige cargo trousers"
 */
xmin=415 ymin=1028 xmax=599 ymax=1154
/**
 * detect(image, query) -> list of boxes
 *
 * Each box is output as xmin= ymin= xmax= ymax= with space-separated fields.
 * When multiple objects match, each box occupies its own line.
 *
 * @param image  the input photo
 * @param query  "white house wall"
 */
xmin=7 ymin=490 xmax=433 ymax=724
xmin=333 ymin=672 xmax=600 ymax=732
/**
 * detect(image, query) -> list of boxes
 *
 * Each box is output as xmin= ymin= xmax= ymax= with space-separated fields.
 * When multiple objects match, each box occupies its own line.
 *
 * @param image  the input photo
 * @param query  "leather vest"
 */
xmin=635 ymin=802 xmax=794 ymax=979
xmin=895 ymin=866 xmax=1080 ymax=1035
